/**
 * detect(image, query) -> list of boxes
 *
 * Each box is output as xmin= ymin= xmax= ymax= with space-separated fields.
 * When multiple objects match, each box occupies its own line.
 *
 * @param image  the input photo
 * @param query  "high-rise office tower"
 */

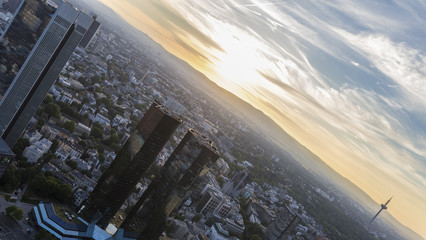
xmin=264 ymin=206 xmax=299 ymax=240
xmin=78 ymin=12 xmax=100 ymax=48
xmin=120 ymin=129 xmax=219 ymax=239
xmin=80 ymin=101 xmax=182 ymax=228
xmin=0 ymin=137 xmax=14 ymax=178
xmin=0 ymin=0 xmax=54 ymax=95
xmin=222 ymin=170 xmax=250 ymax=198
xmin=0 ymin=1 xmax=93 ymax=147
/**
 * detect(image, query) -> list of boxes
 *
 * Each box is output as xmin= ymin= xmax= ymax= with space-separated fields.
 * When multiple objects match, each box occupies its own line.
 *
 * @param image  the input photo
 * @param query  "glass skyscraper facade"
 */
xmin=80 ymin=101 xmax=182 ymax=229
xmin=0 ymin=0 xmax=54 ymax=95
xmin=121 ymin=129 xmax=219 ymax=238
xmin=0 ymin=1 xmax=93 ymax=147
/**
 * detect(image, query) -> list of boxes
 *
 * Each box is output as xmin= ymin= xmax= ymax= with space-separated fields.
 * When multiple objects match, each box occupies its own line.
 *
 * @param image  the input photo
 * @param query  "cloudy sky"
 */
xmin=99 ymin=0 xmax=426 ymax=237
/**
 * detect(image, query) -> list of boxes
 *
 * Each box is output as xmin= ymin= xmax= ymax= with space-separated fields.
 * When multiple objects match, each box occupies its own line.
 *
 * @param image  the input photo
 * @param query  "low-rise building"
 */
xmin=55 ymin=147 xmax=70 ymax=161
xmin=74 ymin=188 xmax=89 ymax=207
xmin=224 ymin=218 xmax=244 ymax=236
xmin=23 ymin=138 xmax=52 ymax=163
xmin=75 ymin=123 xmax=91 ymax=136
xmin=208 ymin=223 xmax=230 ymax=240
xmin=40 ymin=124 xmax=60 ymax=141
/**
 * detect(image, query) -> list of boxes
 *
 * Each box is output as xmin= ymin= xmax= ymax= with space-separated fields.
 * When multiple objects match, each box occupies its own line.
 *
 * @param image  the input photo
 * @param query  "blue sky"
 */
xmin=99 ymin=0 xmax=426 ymax=237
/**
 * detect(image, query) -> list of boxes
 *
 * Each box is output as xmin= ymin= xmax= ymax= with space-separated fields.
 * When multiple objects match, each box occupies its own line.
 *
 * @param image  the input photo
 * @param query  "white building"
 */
xmin=93 ymin=113 xmax=110 ymax=126
xmin=55 ymin=147 xmax=70 ymax=161
xmin=207 ymin=223 xmax=230 ymax=240
xmin=23 ymin=145 xmax=44 ymax=163
xmin=112 ymin=114 xmax=129 ymax=128
xmin=22 ymin=138 xmax=52 ymax=163
xmin=75 ymin=123 xmax=91 ymax=136
xmin=74 ymin=188 xmax=89 ymax=206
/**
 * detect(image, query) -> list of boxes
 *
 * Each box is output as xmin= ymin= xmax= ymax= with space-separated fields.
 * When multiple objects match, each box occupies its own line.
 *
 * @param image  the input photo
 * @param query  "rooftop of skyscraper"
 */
xmin=152 ymin=99 xmax=182 ymax=123
xmin=188 ymin=128 xmax=219 ymax=155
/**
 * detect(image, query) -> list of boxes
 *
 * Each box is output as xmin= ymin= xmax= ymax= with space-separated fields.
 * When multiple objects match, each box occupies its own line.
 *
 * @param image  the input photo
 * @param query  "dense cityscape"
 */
xmin=0 ymin=0 xmax=422 ymax=240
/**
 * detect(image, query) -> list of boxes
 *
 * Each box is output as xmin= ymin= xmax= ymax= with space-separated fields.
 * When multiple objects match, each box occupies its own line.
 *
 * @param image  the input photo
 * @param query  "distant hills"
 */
xmin=66 ymin=1 xmax=423 ymax=239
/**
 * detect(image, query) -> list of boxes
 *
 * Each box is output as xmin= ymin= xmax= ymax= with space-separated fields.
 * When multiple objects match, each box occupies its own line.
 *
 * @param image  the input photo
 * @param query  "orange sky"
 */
xmin=99 ymin=0 xmax=426 ymax=238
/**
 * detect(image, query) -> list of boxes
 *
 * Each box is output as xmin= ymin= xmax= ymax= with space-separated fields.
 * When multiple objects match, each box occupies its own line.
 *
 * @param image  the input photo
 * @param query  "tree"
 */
xmin=5 ymin=206 xmax=17 ymax=215
xmin=249 ymin=235 xmax=262 ymax=240
xmin=104 ymin=134 xmax=119 ymax=146
xmin=12 ymin=137 xmax=30 ymax=155
xmin=12 ymin=208 xmax=23 ymax=220
xmin=44 ymin=103 xmax=60 ymax=118
xmin=99 ymin=153 xmax=105 ymax=162
xmin=0 ymin=168 xmax=20 ymax=192
xmin=244 ymin=222 xmax=263 ymax=239
xmin=91 ymin=126 xmax=103 ymax=139
xmin=80 ymin=132 xmax=88 ymax=140
xmin=50 ymin=140 xmax=59 ymax=152
xmin=43 ymin=95 xmax=54 ymax=104
xmin=6 ymin=206 xmax=23 ymax=220
xmin=192 ymin=214 xmax=201 ymax=222
xmin=63 ymin=120 xmax=76 ymax=133
xmin=65 ymin=160 xmax=78 ymax=169
xmin=35 ymin=118 xmax=46 ymax=130
xmin=216 ymin=175 xmax=225 ymax=186
xmin=91 ymin=75 xmax=102 ymax=84
xmin=35 ymin=229 xmax=56 ymax=240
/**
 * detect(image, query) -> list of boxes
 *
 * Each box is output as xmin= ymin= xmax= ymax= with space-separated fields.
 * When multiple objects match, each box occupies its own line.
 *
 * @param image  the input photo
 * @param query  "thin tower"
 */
xmin=370 ymin=197 xmax=392 ymax=224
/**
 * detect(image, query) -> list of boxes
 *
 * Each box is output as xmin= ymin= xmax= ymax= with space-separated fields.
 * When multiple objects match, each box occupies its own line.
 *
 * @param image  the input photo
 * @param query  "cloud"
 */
xmin=103 ymin=0 xmax=426 ymax=237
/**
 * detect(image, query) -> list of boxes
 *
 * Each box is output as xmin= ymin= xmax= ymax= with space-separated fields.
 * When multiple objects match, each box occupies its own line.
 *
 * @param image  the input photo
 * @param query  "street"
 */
xmin=0 ymin=194 xmax=36 ymax=239
xmin=0 ymin=213 xmax=32 ymax=240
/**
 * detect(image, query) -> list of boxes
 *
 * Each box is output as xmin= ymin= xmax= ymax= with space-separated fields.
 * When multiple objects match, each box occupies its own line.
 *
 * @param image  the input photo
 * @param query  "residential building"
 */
xmin=207 ymin=223 xmax=230 ymax=240
xmin=75 ymin=122 xmax=91 ymax=136
xmin=40 ymin=124 xmax=59 ymax=141
xmin=22 ymin=138 xmax=52 ymax=162
xmin=224 ymin=218 xmax=244 ymax=236
xmin=74 ymin=188 xmax=89 ymax=207
xmin=93 ymin=113 xmax=110 ymax=127
xmin=23 ymin=129 xmax=42 ymax=144
xmin=55 ymin=147 xmax=70 ymax=161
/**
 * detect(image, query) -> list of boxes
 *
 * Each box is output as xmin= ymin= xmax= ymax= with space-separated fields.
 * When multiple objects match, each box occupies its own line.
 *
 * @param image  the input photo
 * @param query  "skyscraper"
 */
xmin=264 ymin=206 xmax=299 ymax=240
xmin=80 ymin=101 xmax=182 ymax=228
xmin=222 ymin=170 xmax=250 ymax=198
xmin=370 ymin=197 xmax=392 ymax=224
xmin=120 ymin=129 xmax=219 ymax=239
xmin=0 ymin=1 xmax=93 ymax=147
xmin=78 ymin=12 xmax=100 ymax=48
xmin=0 ymin=0 xmax=54 ymax=94
xmin=0 ymin=137 xmax=13 ymax=178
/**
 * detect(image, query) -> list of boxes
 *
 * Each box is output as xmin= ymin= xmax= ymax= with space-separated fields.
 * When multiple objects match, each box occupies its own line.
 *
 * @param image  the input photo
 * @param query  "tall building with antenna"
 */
xmin=370 ymin=197 xmax=392 ymax=223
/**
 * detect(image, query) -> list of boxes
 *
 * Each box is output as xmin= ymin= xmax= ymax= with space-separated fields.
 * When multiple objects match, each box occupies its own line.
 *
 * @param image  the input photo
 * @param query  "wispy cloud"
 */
xmin=102 ymin=0 xmax=426 ymax=237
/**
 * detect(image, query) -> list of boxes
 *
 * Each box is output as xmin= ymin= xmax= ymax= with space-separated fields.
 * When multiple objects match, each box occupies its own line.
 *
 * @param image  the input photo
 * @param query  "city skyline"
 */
xmin=95 ymin=0 xmax=426 ymax=237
